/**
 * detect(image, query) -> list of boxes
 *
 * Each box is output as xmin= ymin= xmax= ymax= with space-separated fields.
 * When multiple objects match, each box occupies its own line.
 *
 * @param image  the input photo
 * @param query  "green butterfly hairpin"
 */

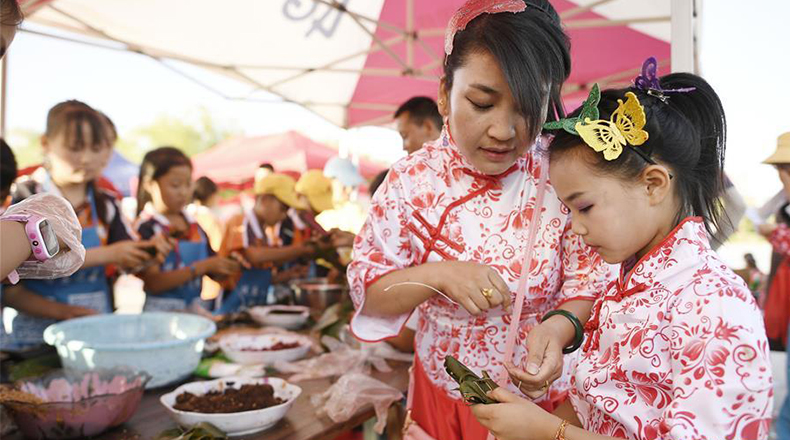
xmin=543 ymin=83 xmax=600 ymax=135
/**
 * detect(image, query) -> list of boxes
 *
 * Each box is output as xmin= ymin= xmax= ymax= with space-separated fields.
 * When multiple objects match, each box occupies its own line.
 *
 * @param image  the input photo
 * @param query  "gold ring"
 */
xmin=543 ymin=380 xmax=550 ymax=390
xmin=481 ymin=288 xmax=494 ymax=299
xmin=517 ymin=380 xmax=522 ymax=390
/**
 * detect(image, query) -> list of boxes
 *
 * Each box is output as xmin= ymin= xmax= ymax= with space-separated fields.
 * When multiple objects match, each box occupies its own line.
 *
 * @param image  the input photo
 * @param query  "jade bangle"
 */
xmin=541 ymin=309 xmax=584 ymax=354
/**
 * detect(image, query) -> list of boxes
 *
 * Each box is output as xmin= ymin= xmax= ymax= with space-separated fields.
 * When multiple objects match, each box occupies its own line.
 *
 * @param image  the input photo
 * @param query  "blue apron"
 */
xmin=143 ymin=226 xmax=210 ymax=312
xmin=1 ymin=189 xmax=111 ymax=350
xmin=216 ymin=266 xmax=273 ymax=314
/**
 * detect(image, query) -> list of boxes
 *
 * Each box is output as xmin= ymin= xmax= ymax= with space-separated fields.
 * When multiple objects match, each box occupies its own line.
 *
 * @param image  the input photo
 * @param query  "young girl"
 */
xmin=1 ymin=101 xmax=165 ymax=349
xmin=471 ymin=70 xmax=774 ymax=439
xmin=135 ymin=147 xmax=241 ymax=312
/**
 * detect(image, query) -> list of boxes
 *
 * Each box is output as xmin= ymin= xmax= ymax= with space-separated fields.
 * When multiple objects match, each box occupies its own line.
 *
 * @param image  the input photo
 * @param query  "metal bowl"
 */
xmin=289 ymin=278 xmax=347 ymax=310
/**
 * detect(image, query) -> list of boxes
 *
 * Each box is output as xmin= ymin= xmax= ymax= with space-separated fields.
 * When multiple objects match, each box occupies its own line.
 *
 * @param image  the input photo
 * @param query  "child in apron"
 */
xmin=135 ymin=147 xmax=241 ymax=312
xmin=1 ymin=101 xmax=158 ymax=350
xmin=218 ymin=173 xmax=317 ymax=313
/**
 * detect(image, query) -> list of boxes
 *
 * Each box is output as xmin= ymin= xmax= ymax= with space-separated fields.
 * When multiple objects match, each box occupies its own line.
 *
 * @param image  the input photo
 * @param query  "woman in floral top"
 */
xmin=347 ymin=1 xmax=613 ymax=439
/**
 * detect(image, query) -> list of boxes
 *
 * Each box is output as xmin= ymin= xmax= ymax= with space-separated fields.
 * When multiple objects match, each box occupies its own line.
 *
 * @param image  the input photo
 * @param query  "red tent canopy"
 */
xmin=191 ymin=131 xmax=386 ymax=185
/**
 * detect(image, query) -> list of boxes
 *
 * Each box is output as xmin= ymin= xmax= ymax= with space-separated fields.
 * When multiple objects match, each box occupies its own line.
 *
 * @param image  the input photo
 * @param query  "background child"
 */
xmin=1 ymin=100 xmax=165 ymax=350
xmin=135 ymin=147 xmax=240 ymax=312
xmin=218 ymin=173 xmax=321 ymax=313
xmin=472 ymin=73 xmax=773 ymax=440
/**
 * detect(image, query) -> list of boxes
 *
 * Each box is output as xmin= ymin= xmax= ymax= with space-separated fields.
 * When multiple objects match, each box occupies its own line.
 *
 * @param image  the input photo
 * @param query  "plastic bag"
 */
xmin=2 ymin=193 xmax=85 ymax=280
xmin=274 ymin=335 xmax=412 ymax=382
xmin=311 ymin=372 xmax=403 ymax=434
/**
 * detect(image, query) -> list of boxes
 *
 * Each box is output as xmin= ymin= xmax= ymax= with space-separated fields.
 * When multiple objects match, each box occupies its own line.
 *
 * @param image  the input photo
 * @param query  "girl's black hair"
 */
xmin=136 ymin=146 xmax=192 ymax=215
xmin=548 ymin=73 xmax=727 ymax=238
xmin=45 ymin=100 xmax=114 ymax=224
xmin=443 ymin=0 xmax=571 ymax=140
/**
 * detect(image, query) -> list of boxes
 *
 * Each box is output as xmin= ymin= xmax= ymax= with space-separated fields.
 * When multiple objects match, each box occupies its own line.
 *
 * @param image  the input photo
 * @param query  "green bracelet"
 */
xmin=541 ymin=310 xmax=584 ymax=354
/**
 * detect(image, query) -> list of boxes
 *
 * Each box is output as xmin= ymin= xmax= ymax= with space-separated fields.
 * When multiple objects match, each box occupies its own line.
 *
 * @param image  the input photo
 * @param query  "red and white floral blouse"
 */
xmin=347 ymin=128 xmax=613 ymax=398
xmin=569 ymin=217 xmax=773 ymax=440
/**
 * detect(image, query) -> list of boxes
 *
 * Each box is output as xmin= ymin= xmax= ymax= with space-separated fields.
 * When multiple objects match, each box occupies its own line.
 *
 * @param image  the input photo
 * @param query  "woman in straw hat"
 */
xmin=757 ymin=131 xmax=790 ymax=351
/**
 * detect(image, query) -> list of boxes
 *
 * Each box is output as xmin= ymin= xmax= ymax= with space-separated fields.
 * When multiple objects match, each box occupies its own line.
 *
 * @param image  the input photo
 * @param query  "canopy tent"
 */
xmin=190 ymin=130 xmax=386 ymax=185
xmin=17 ymin=0 xmax=688 ymax=129
xmin=103 ymin=150 xmax=139 ymax=197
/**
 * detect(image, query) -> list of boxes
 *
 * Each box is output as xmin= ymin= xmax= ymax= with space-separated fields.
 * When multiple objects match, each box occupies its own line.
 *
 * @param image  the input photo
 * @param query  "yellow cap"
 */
xmin=254 ymin=173 xmax=307 ymax=210
xmin=295 ymin=170 xmax=334 ymax=213
xmin=763 ymin=132 xmax=790 ymax=165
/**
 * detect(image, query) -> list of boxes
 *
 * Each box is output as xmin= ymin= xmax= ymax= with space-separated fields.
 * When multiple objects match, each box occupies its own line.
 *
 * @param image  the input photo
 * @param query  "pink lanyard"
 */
xmin=502 ymin=152 xmax=549 ymax=367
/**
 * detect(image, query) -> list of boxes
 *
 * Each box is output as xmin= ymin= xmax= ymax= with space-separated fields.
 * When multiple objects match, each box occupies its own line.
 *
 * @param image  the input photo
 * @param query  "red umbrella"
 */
xmin=190 ymin=131 xmax=386 ymax=185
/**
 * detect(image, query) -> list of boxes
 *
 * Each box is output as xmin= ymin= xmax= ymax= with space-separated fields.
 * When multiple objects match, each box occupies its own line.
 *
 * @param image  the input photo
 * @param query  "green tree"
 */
xmin=6 ymin=128 xmax=43 ymax=168
xmin=116 ymin=107 xmax=241 ymax=162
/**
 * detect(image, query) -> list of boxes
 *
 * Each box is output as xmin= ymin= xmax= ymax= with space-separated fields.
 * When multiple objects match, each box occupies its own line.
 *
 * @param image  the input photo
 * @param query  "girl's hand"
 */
xmin=148 ymin=235 xmax=176 ymax=264
xmin=57 ymin=304 xmax=98 ymax=320
xmin=470 ymin=388 xmax=558 ymax=440
xmin=198 ymin=256 xmax=241 ymax=277
xmin=108 ymin=240 xmax=157 ymax=269
xmin=507 ymin=317 xmax=568 ymax=398
xmin=433 ymin=261 xmax=512 ymax=316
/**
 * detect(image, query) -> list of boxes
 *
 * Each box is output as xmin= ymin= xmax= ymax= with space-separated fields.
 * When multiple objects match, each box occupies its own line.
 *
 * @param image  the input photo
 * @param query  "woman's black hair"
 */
xmin=548 ymin=73 xmax=727 ymax=238
xmin=193 ymin=176 xmax=218 ymax=204
xmin=443 ymin=0 xmax=571 ymax=140
xmin=136 ymin=146 xmax=192 ymax=215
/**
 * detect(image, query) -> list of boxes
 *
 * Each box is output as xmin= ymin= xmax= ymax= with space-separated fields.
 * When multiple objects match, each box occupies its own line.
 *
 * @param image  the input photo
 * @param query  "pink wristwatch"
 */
xmin=2 ymin=214 xmax=60 ymax=284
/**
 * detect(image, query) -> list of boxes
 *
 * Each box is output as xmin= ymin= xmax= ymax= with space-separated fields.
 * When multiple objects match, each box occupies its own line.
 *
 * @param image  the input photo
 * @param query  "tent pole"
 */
xmin=0 ymin=52 xmax=7 ymax=138
xmin=671 ymin=0 xmax=695 ymax=73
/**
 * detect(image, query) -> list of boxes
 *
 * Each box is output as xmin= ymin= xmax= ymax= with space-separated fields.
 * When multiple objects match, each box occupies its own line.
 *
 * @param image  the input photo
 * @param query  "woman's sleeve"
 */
xmin=346 ymin=170 xmax=416 ymax=342
xmin=769 ymin=224 xmax=790 ymax=257
xmin=662 ymin=282 xmax=773 ymax=440
xmin=556 ymin=221 xmax=615 ymax=306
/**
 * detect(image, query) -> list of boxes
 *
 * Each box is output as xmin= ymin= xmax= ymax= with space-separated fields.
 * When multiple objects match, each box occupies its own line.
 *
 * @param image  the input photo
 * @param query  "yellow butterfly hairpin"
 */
xmin=544 ymin=84 xmax=650 ymax=162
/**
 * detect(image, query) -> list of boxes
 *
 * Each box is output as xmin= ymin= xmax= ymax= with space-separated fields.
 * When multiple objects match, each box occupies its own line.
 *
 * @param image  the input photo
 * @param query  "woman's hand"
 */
xmin=470 ymin=388 xmax=559 ymax=440
xmin=507 ymin=316 xmax=569 ymax=398
xmin=758 ymin=223 xmax=777 ymax=237
xmin=433 ymin=261 xmax=512 ymax=315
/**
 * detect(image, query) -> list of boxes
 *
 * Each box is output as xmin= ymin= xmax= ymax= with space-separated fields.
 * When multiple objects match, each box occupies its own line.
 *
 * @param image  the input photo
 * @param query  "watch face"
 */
xmin=39 ymin=220 xmax=60 ymax=256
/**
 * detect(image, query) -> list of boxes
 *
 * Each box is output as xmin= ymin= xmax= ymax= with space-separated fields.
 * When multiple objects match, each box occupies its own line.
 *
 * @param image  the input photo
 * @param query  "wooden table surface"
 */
xmin=4 ymin=361 xmax=411 ymax=440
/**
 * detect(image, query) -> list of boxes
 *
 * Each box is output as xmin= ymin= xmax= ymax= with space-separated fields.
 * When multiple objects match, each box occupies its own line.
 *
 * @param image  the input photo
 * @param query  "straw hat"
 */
xmin=763 ymin=132 xmax=790 ymax=164
xmin=254 ymin=173 xmax=307 ymax=210
xmin=296 ymin=170 xmax=334 ymax=214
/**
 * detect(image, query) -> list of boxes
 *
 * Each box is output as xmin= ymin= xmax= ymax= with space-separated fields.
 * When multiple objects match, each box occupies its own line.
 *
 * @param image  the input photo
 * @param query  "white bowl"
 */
xmin=248 ymin=305 xmax=310 ymax=330
xmin=43 ymin=313 xmax=216 ymax=389
xmin=219 ymin=334 xmax=311 ymax=366
xmin=160 ymin=377 xmax=301 ymax=436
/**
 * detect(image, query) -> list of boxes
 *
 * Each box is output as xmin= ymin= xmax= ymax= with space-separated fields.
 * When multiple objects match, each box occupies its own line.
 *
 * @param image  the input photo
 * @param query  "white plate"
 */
xmin=219 ymin=333 xmax=311 ymax=366
xmin=160 ymin=377 xmax=301 ymax=437
xmin=248 ymin=305 xmax=310 ymax=330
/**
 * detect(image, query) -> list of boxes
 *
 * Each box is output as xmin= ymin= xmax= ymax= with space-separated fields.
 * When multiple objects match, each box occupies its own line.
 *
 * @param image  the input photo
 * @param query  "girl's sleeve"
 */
xmin=662 ymin=280 xmax=773 ymax=440
xmin=346 ymin=170 xmax=416 ymax=342
xmin=556 ymin=221 xmax=615 ymax=306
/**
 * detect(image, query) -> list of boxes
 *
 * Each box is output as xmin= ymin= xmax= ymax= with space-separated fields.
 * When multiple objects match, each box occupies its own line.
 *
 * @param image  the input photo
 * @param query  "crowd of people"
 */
xmin=0 ymin=0 xmax=788 ymax=440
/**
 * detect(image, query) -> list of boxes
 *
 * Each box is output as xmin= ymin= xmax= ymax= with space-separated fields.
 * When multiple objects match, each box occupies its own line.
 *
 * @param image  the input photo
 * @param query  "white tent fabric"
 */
xmin=21 ymin=0 xmax=676 ymax=128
